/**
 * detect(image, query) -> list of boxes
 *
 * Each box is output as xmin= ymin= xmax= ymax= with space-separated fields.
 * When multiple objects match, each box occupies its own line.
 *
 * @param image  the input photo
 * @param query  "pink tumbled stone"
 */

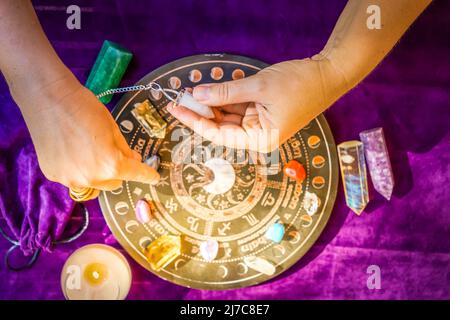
xmin=135 ymin=199 xmax=151 ymax=224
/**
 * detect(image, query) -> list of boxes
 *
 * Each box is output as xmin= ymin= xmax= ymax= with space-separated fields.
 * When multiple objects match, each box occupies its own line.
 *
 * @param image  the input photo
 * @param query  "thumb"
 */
xmin=193 ymin=74 xmax=263 ymax=106
xmin=117 ymin=157 xmax=160 ymax=185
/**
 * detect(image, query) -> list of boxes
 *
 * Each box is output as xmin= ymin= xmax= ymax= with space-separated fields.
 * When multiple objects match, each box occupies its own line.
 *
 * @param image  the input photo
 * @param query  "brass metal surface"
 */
xmin=99 ymin=54 xmax=338 ymax=290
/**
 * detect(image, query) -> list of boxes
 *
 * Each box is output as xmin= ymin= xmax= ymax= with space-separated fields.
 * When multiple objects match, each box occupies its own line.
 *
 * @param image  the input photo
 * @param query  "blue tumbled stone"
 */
xmin=265 ymin=222 xmax=285 ymax=243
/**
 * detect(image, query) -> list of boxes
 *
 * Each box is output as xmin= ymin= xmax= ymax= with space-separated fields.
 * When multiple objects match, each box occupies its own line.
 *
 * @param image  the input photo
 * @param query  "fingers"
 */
xmin=168 ymin=102 xmax=220 ymax=137
xmin=116 ymin=157 xmax=160 ymax=185
xmin=221 ymin=113 xmax=242 ymax=125
xmin=193 ymin=75 xmax=263 ymax=106
xmin=168 ymin=102 xmax=250 ymax=149
xmin=220 ymin=103 xmax=249 ymax=116
xmin=90 ymin=179 xmax=123 ymax=191
xmin=113 ymin=122 xmax=141 ymax=160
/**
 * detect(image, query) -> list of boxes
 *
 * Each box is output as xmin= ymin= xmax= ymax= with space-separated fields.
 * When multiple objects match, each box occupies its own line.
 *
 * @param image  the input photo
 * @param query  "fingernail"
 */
xmin=194 ymin=86 xmax=210 ymax=101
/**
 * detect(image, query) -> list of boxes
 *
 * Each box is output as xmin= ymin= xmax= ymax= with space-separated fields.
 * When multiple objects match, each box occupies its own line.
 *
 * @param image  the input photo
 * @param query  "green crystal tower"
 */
xmin=337 ymin=140 xmax=369 ymax=215
xmin=85 ymin=40 xmax=132 ymax=104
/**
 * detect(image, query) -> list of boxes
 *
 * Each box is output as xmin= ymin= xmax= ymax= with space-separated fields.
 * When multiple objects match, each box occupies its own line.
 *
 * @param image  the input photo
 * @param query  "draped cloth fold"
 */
xmin=0 ymin=93 xmax=74 ymax=256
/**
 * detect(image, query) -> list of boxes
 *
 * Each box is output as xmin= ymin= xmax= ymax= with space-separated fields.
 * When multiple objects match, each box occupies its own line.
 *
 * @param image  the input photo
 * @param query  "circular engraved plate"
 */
xmin=99 ymin=54 xmax=338 ymax=290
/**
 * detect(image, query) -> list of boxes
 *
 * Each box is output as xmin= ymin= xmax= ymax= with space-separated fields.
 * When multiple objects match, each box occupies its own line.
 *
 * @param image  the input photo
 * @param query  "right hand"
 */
xmin=15 ymin=74 xmax=160 ymax=191
xmin=167 ymin=56 xmax=348 ymax=153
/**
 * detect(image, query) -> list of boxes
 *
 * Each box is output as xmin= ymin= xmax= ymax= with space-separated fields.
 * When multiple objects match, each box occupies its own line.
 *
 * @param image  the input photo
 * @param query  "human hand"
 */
xmin=15 ymin=75 xmax=160 ymax=191
xmin=167 ymin=56 xmax=348 ymax=152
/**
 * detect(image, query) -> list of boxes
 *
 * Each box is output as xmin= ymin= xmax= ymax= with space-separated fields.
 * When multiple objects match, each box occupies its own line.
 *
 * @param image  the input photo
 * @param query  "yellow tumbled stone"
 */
xmin=143 ymin=235 xmax=181 ymax=271
xmin=131 ymin=99 xmax=167 ymax=139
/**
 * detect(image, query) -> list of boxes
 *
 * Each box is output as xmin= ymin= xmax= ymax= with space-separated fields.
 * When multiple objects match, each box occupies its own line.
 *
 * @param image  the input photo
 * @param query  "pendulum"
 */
xmin=337 ymin=140 xmax=369 ymax=215
xmin=283 ymin=160 xmax=306 ymax=182
xmin=174 ymin=89 xmax=214 ymax=119
xmin=265 ymin=222 xmax=285 ymax=243
xmin=94 ymin=81 xmax=214 ymax=120
xmin=131 ymin=99 xmax=167 ymax=139
xmin=135 ymin=199 xmax=152 ymax=224
xmin=144 ymin=154 xmax=160 ymax=171
xmin=199 ymin=239 xmax=219 ymax=261
xmin=143 ymin=235 xmax=181 ymax=271
xmin=243 ymin=256 xmax=276 ymax=275
xmin=359 ymin=127 xmax=394 ymax=200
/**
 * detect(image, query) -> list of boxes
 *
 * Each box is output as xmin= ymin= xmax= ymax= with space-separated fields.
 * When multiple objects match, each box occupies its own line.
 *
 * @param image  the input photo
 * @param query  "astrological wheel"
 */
xmin=99 ymin=54 xmax=338 ymax=289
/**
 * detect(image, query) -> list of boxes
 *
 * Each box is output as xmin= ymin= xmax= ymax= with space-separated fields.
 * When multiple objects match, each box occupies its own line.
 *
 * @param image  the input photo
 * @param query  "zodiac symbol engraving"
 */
xmin=242 ymin=213 xmax=259 ymax=226
xmin=218 ymin=222 xmax=231 ymax=235
xmin=187 ymin=216 xmax=199 ymax=232
xmin=261 ymin=192 xmax=275 ymax=207
xmin=165 ymin=198 xmax=178 ymax=214
xmin=223 ymin=247 xmax=232 ymax=258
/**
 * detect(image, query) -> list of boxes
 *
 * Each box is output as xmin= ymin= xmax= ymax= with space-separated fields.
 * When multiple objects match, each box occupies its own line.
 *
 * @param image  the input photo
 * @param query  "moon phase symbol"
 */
xmin=273 ymin=245 xmax=286 ymax=257
xmin=300 ymin=214 xmax=313 ymax=227
xmin=219 ymin=265 xmax=229 ymax=278
xmin=237 ymin=262 xmax=249 ymax=275
xmin=138 ymin=236 xmax=152 ymax=249
xmin=202 ymin=158 xmax=236 ymax=195
xmin=288 ymin=231 xmax=301 ymax=244
xmin=110 ymin=185 xmax=123 ymax=195
xmin=125 ymin=220 xmax=139 ymax=234
xmin=174 ymin=259 xmax=186 ymax=270
xmin=119 ymin=120 xmax=133 ymax=133
xmin=115 ymin=201 xmax=129 ymax=216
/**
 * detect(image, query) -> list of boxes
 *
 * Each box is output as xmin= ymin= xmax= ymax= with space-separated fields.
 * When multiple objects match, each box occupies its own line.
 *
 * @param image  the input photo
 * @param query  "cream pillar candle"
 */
xmin=61 ymin=244 xmax=132 ymax=300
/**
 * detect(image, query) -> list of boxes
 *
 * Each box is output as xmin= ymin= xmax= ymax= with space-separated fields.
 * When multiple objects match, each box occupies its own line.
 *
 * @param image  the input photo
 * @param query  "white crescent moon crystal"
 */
xmin=202 ymin=158 xmax=236 ymax=195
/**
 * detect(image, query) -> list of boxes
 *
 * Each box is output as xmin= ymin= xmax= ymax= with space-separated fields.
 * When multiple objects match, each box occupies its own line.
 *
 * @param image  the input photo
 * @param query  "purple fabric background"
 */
xmin=0 ymin=0 xmax=449 ymax=299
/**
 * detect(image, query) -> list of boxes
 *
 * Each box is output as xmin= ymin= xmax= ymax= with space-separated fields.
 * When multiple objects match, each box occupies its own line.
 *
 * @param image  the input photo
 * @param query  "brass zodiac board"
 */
xmin=99 ymin=54 xmax=338 ymax=290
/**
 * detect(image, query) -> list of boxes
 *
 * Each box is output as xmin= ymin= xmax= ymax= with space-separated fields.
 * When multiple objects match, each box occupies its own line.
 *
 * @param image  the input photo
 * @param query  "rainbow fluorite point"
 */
xmin=337 ymin=140 xmax=369 ymax=215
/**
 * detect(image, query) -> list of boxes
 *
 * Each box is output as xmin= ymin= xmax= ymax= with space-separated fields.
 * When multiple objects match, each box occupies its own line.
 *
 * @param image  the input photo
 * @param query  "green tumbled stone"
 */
xmin=85 ymin=40 xmax=132 ymax=104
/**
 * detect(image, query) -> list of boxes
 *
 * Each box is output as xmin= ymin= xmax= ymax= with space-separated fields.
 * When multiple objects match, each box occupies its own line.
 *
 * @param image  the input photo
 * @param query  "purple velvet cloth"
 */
xmin=0 ymin=87 xmax=75 ymax=255
xmin=0 ymin=0 xmax=449 ymax=299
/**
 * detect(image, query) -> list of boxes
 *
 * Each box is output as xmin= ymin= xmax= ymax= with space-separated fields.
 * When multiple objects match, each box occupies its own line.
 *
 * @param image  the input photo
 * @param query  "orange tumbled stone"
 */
xmin=283 ymin=160 xmax=306 ymax=182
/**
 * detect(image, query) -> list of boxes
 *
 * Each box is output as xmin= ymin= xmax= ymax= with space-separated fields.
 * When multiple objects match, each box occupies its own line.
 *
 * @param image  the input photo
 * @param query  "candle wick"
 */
xmin=93 ymin=271 xmax=100 ymax=279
